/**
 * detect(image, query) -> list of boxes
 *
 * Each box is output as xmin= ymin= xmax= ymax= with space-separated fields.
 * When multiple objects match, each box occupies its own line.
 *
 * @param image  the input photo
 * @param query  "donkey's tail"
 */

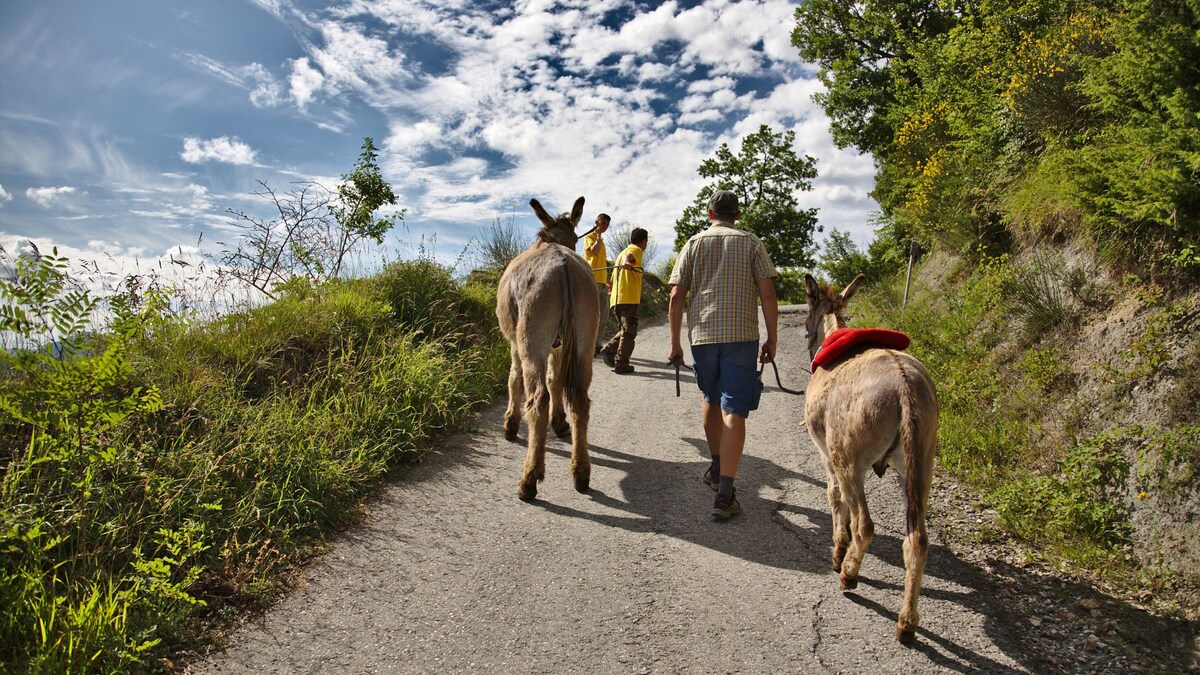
xmin=555 ymin=262 xmax=581 ymax=406
xmin=896 ymin=358 xmax=933 ymax=537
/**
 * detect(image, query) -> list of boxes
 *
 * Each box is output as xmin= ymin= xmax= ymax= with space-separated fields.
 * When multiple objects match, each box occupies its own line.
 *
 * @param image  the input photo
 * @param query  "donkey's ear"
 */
xmin=804 ymin=273 xmax=822 ymax=302
xmin=529 ymin=199 xmax=555 ymax=227
xmin=570 ymin=196 xmax=585 ymax=227
xmin=840 ymin=274 xmax=866 ymax=301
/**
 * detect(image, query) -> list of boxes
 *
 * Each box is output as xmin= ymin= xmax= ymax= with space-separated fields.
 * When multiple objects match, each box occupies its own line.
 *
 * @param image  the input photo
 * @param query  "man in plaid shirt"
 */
xmin=667 ymin=190 xmax=779 ymax=521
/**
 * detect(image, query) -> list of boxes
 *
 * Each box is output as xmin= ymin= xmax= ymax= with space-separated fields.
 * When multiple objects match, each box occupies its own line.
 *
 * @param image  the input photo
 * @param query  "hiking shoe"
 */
xmin=702 ymin=467 xmax=719 ymax=491
xmin=711 ymin=491 xmax=741 ymax=521
xmin=613 ymin=363 xmax=635 ymax=374
xmin=602 ymin=349 xmax=616 ymax=368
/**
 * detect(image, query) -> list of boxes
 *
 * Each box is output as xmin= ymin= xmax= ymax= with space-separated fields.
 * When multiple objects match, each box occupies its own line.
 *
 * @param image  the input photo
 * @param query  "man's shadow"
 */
xmin=534 ymin=438 xmax=831 ymax=575
xmin=529 ymin=435 xmax=1094 ymax=673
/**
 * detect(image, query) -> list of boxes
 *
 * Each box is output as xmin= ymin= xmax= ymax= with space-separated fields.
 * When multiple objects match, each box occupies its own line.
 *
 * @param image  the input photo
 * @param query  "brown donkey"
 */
xmin=496 ymin=196 xmax=599 ymax=501
xmin=803 ymin=273 xmax=939 ymax=643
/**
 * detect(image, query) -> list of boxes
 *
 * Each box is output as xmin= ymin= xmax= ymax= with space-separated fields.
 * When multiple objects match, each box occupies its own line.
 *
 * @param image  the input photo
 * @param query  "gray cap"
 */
xmin=708 ymin=190 xmax=739 ymax=216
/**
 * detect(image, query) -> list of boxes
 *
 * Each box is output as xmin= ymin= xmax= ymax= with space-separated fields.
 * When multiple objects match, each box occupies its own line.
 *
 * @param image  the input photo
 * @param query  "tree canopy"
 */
xmin=673 ymin=124 xmax=821 ymax=268
xmin=794 ymin=0 xmax=1200 ymax=278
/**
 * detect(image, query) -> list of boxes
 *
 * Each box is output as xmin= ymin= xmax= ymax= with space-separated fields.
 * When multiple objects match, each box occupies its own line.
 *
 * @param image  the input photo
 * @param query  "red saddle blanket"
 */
xmin=811 ymin=328 xmax=910 ymax=370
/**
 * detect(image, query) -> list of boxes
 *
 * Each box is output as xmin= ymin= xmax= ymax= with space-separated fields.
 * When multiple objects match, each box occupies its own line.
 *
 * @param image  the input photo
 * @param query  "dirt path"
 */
xmin=195 ymin=308 xmax=1158 ymax=673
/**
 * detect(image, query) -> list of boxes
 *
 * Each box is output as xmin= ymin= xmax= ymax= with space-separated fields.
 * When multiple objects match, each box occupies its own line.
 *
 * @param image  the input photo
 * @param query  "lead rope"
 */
xmin=666 ymin=355 xmax=691 ymax=397
xmin=666 ymin=356 xmax=802 ymax=397
xmin=759 ymin=358 xmax=806 ymax=396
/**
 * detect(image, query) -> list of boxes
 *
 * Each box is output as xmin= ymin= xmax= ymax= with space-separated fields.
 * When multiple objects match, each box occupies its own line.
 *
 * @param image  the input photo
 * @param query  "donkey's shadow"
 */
xmin=533 ymin=440 xmax=826 ymax=573
xmin=533 ymin=440 xmax=1044 ymax=672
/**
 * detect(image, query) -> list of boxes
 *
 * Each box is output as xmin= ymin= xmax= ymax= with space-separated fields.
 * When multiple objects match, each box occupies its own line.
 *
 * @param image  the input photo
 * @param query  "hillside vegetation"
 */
xmin=0 ymin=250 xmax=509 ymax=673
xmin=795 ymin=0 xmax=1199 ymax=616
xmin=0 ymin=232 xmax=671 ymax=673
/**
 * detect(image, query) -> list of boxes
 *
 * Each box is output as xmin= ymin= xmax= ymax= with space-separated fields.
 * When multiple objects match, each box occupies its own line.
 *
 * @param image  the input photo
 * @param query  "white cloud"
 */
xmin=0 ymin=183 xmax=11 ymax=205
xmin=180 ymin=136 xmax=257 ymax=165
xmin=289 ymin=57 xmax=325 ymax=110
xmin=186 ymin=54 xmax=284 ymax=108
xmin=26 ymin=185 xmax=76 ymax=207
xmin=310 ymin=21 xmax=410 ymax=97
xmin=2 ymin=0 xmax=880 ymax=274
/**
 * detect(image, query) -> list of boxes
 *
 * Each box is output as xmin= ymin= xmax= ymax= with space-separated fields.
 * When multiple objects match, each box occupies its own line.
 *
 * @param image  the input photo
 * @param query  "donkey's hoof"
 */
xmin=552 ymin=420 xmax=571 ymax=438
xmin=896 ymin=625 xmax=917 ymax=645
xmin=503 ymin=420 xmax=520 ymax=441
xmin=839 ymin=574 xmax=858 ymax=591
xmin=573 ymin=476 xmax=590 ymax=493
xmin=517 ymin=483 xmax=538 ymax=501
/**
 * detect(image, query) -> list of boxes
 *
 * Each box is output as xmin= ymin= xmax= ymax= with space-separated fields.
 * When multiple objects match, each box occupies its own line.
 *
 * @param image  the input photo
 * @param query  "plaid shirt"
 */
xmin=668 ymin=223 xmax=776 ymax=345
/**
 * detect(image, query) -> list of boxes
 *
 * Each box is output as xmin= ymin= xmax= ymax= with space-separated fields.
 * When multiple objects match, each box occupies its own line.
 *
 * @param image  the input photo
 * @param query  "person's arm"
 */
xmin=667 ymin=283 xmax=687 ymax=364
xmin=758 ymin=276 xmax=778 ymax=364
xmin=587 ymin=235 xmax=602 ymax=255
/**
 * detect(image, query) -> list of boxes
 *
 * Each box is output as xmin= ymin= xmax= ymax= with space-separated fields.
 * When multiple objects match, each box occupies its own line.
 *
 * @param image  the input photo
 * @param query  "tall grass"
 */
xmin=1 ymin=248 xmax=507 ymax=673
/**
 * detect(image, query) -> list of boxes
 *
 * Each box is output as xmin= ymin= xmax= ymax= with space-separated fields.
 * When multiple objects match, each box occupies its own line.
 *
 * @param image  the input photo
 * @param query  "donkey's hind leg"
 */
xmin=547 ymin=348 xmax=571 ymax=438
xmin=837 ymin=469 xmax=874 ymax=590
xmin=517 ymin=355 xmax=550 ymax=501
xmin=566 ymin=375 xmax=592 ymax=493
xmin=897 ymin=463 xmax=932 ymax=643
xmin=503 ymin=345 xmax=525 ymax=441
xmin=815 ymin=448 xmax=851 ymax=571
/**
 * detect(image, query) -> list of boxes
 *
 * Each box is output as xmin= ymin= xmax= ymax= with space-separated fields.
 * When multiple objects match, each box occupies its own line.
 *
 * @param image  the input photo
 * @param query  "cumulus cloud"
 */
xmin=279 ymin=0 xmax=878 ymax=256
xmin=180 ymin=136 xmax=257 ymax=165
xmin=4 ymin=0 xmax=879 ymax=272
xmin=26 ymin=185 xmax=76 ymax=207
xmin=289 ymin=57 xmax=325 ymax=110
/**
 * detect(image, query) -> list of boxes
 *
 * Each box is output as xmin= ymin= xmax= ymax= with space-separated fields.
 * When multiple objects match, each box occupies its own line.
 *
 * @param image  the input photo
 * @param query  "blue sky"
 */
xmin=0 ymin=0 xmax=878 ymax=279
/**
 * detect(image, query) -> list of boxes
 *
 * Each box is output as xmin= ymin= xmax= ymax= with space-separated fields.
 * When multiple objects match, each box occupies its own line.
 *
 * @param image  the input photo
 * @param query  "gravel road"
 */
xmin=195 ymin=306 xmax=1193 ymax=674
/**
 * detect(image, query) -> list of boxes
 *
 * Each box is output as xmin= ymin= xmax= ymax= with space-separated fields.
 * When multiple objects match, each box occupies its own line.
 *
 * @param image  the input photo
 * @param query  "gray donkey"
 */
xmin=496 ymin=196 xmax=599 ymax=501
xmin=803 ymin=273 xmax=939 ymax=643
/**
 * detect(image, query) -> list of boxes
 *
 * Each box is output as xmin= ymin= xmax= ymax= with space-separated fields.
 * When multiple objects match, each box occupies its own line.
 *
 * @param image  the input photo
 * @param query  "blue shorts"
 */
xmin=690 ymin=341 xmax=763 ymax=418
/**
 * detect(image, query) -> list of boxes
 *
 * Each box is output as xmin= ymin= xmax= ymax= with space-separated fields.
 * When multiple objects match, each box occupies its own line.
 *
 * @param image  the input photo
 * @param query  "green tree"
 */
xmin=791 ymin=0 xmax=962 ymax=158
xmin=220 ymin=137 xmax=404 ymax=297
xmin=673 ymin=125 xmax=821 ymax=268
xmin=818 ymin=229 xmax=872 ymax=287
xmin=329 ymin=137 xmax=405 ymax=278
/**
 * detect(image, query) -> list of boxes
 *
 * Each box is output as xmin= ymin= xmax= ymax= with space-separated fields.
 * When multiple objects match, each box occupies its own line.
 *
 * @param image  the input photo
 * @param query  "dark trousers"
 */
xmin=594 ymin=283 xmax=611 ymax=350
xmin=602 ymin=304 xmax=639 ymax=366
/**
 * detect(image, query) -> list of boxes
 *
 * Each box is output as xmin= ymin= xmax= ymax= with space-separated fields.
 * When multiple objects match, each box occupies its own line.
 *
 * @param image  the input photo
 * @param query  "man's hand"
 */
xmin=667 ymin=344 xmax=684 ymax=366
xmin=759 ymin=339 xmax=776 ymax=364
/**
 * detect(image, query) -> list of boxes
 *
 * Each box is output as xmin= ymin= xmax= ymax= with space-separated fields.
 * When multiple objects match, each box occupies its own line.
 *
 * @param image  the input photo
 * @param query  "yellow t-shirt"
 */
xmin=581 ymin=232 xmax=607 ymax=283
xmin=609 ymin=244 xmax=644 ymax=306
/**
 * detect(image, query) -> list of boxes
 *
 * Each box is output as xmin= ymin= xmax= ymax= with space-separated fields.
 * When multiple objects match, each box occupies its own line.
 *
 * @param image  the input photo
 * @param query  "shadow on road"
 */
xmin=531 ymin=440 xmax=1141 ymax=673
xmin=533 ymin=441 xmax=831 ymax=575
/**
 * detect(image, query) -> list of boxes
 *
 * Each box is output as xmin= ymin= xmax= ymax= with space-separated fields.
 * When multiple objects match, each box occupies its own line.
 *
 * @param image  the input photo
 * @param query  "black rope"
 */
xmin=667 ymin=355 xmax=691 ymax=397
xmin=759 ymin=359 xmax=805 ymax=396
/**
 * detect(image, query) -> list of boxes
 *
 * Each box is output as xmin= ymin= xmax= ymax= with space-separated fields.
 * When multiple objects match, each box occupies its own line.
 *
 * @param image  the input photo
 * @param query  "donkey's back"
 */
xmin=496 ymin=242 xmax=592 ymax=348
xmin=806 ymin=349 xmax=937 ymax=477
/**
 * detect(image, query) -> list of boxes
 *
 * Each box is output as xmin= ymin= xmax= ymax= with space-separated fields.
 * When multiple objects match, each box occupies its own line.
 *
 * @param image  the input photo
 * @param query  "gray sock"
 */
xmin=718 ymin=476 xmax=734 ymax=496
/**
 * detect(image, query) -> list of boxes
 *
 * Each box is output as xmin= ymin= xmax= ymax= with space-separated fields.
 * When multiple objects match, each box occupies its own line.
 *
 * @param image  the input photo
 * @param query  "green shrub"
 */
xmin=991 ymin=431 xmax=1132 ymax=558
xmin=1008 ymin=255 xmax=1078 ymax=341
xmin=1 ymin=249 xmax=509 ymax=673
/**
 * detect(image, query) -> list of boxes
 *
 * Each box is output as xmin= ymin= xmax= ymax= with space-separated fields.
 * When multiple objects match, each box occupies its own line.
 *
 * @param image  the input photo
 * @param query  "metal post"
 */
xmin=902 ymin=240 xmax=918 ymax=309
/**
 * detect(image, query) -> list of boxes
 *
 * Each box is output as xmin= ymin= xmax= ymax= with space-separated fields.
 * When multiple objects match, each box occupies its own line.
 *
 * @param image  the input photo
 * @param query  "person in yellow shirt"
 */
xmin=600 ymin=227 xmax=647 ymax=374
xmin=581 ymin=213 xmax=611 ymax=355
